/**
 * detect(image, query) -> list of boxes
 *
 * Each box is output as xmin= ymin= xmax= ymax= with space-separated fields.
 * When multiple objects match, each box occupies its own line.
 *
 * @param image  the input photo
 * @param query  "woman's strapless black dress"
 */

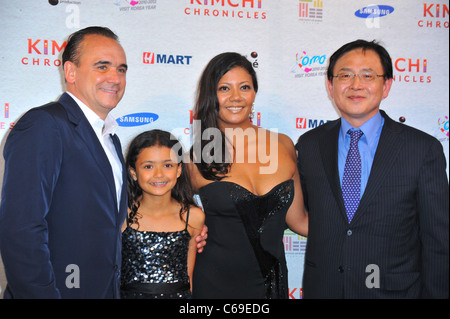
xmin=192 ymin=179 xmax=294 ymax=299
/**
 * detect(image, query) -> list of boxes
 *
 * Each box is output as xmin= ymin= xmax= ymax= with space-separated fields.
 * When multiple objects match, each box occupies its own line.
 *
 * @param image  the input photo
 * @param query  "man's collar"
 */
xmin=66 ymin=92 xmax=118 ymax=136
xmin=340 ymin=111 xmax=383 ymax=144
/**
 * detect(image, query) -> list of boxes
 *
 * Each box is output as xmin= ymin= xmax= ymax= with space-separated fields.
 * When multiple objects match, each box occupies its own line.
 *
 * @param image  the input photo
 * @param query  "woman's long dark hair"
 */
xmin=191 ymin=52 xmax=258 ymax=181
xmin=126 ymin=129 xmax=197 ymax=228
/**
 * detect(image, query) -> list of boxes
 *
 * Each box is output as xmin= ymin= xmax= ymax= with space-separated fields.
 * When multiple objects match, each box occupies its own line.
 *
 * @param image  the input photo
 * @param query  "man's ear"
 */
xmin=326 ymin=79 xmax=334 ymax=100
xmin=382 ymin=78 xmax=393 ymax=100
xmin=64 ymin=61 xmax=76 ymax=84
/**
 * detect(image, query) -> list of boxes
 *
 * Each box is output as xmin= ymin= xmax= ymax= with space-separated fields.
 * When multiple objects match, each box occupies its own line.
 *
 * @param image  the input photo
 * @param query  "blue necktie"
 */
xmin=342 ymin=129 xmax=364 ymax=223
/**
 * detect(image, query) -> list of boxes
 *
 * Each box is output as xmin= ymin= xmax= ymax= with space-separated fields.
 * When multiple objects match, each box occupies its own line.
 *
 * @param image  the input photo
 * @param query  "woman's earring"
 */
xmin=249 ymin=102 xmax=255 ymax=120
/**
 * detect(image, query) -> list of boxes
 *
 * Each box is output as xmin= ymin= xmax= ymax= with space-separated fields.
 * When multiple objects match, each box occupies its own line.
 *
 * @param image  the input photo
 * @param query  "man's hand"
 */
xmin=195 ymin=224 xmax=208 ymax=253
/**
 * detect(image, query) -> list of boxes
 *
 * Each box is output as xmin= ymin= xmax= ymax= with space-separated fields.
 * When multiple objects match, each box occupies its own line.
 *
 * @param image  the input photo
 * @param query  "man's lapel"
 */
xmin=59 ymin=93 xmax=117 ymax=207
xmin=319 ymin=119 xmax=348 ymax=221
xmin=351 ymin=110 xmax=405 ymax=224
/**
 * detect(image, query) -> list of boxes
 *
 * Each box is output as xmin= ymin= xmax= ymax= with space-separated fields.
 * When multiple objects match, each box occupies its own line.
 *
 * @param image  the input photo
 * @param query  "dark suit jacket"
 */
xmin=296 ymin=110 xmax=449 ymax=298
xmin=0 ymin=93 xmax=128 ymax=298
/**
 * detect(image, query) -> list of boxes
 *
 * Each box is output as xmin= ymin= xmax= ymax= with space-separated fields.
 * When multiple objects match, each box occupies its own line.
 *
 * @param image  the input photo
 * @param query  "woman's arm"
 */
xmin=279 ymin=133 xmax=309 ymax=236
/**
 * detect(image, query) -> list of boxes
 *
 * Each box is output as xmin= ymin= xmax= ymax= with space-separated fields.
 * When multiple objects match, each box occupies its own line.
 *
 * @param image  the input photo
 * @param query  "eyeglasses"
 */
xmin=333 ymin=72 xmax=385 ymax=83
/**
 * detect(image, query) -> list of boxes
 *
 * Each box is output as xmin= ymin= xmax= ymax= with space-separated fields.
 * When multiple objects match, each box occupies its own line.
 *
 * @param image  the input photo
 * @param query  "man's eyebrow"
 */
xmin=94 ymin=61 xmax=128 ymax=70
xmin=338 ymin=67 xmax=375 ymax=72
xmin=94 ymin=60 xmax=112 ymax=66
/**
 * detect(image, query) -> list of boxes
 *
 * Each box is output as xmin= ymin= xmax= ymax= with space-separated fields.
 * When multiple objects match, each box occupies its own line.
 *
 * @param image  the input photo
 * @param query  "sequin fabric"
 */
xmin=229 ymin=179 xmax=294 ymax=299
xmin=193 ymin=179 xmax=293 ymax=299
xmin=120 ymin=226 xmax=191 ymax=299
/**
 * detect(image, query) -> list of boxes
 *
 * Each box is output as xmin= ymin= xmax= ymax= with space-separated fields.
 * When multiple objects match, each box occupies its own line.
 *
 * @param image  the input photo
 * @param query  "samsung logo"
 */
xmin=116 ymin=112 xmax=159 ymax=127
xmin=355 ymin=5 xmax=394 ymax=18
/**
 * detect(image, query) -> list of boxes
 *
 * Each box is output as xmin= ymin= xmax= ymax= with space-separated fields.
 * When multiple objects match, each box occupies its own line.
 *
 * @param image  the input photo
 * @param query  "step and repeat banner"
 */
xmin=0 ymin=0 xmax=448 ymax=299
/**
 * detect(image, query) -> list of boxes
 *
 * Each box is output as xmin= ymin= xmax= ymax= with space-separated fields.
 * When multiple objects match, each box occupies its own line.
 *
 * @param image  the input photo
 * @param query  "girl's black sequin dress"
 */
xmin=120 ymin=209 xmax=191 ymax=299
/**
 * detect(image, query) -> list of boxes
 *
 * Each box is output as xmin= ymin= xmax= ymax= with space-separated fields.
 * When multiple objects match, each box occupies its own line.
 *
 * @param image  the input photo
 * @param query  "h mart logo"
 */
xmin=143 ymin=52 xmax=193 ymax=65
xmin=296 ymin=118 xmax=307 ymax=129
xmin=296 ymin=117 xmax=330 ymax=129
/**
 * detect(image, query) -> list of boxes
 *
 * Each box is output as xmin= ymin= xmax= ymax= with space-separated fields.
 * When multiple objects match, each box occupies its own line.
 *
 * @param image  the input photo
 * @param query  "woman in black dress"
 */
xmin=188 ymin=52 xmax=308 ymax=299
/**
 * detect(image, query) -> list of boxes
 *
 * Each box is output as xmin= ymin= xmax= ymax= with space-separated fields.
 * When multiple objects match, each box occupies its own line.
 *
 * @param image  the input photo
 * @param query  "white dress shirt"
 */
xmin=67 ymin=92 xmax=123 ymax=211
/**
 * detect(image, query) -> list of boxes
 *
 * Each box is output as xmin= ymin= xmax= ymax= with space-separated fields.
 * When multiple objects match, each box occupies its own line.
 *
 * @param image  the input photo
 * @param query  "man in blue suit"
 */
xmin=0 ymin=26 xmax=129 ymax=298
xmin=296 ymin=40 xmax=448 ymax=298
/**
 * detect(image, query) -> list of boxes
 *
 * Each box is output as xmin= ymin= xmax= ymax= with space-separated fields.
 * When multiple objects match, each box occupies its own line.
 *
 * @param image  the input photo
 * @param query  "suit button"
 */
xmin=347 ymin=229 xmax=352 ymax=236
xmin=338 ymin=266 xmax=344 ymax=273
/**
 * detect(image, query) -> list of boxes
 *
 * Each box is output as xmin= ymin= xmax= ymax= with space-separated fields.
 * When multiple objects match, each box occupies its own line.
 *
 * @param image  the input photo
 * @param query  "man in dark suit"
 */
xmin=0 ymin=26 xmax=128 ymax=298
xmin=296 ymin=40 xmax=448 ymax=298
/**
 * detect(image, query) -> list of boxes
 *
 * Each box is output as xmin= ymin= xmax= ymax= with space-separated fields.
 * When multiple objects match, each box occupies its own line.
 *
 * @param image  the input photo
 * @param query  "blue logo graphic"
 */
xmin=116 ymin=112 xmax=159 ymax=127
xmin=355 ymin=5 xmax=394 ymax=18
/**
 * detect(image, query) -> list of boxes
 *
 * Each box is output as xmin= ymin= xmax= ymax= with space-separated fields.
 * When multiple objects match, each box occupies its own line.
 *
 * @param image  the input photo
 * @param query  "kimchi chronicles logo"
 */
xmin=1 ymin=102 xmax=14 ymax=130
xmin=185 ymin=0 xmax=267 ymax=19
xmin=418 ymin=3 xmax=449 ymax=28
xmin=22 ymin=38 xmax=67 ymax=67
xmin=392 ymin=57 xmax=431 ymax=84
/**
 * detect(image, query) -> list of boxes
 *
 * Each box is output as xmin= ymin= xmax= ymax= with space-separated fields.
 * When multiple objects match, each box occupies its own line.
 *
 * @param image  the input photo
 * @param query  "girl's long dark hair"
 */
xmin=191 ymin=52 xmax=258 ymax=181
xmin=126 ymin=129 xmax=197 ymax=228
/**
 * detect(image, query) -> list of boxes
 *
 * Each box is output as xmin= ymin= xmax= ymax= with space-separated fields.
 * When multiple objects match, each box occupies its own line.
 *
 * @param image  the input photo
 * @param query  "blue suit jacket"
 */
xmin=0 ymin=93 xmax=128 ymax=298
xmin=296 ymin=110 xmax=449 ymax=298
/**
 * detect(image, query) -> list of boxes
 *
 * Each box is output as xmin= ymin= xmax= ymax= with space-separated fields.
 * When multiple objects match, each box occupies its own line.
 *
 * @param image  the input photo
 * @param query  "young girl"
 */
xmin=120 ymin=129 xmax=205 ymax=299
